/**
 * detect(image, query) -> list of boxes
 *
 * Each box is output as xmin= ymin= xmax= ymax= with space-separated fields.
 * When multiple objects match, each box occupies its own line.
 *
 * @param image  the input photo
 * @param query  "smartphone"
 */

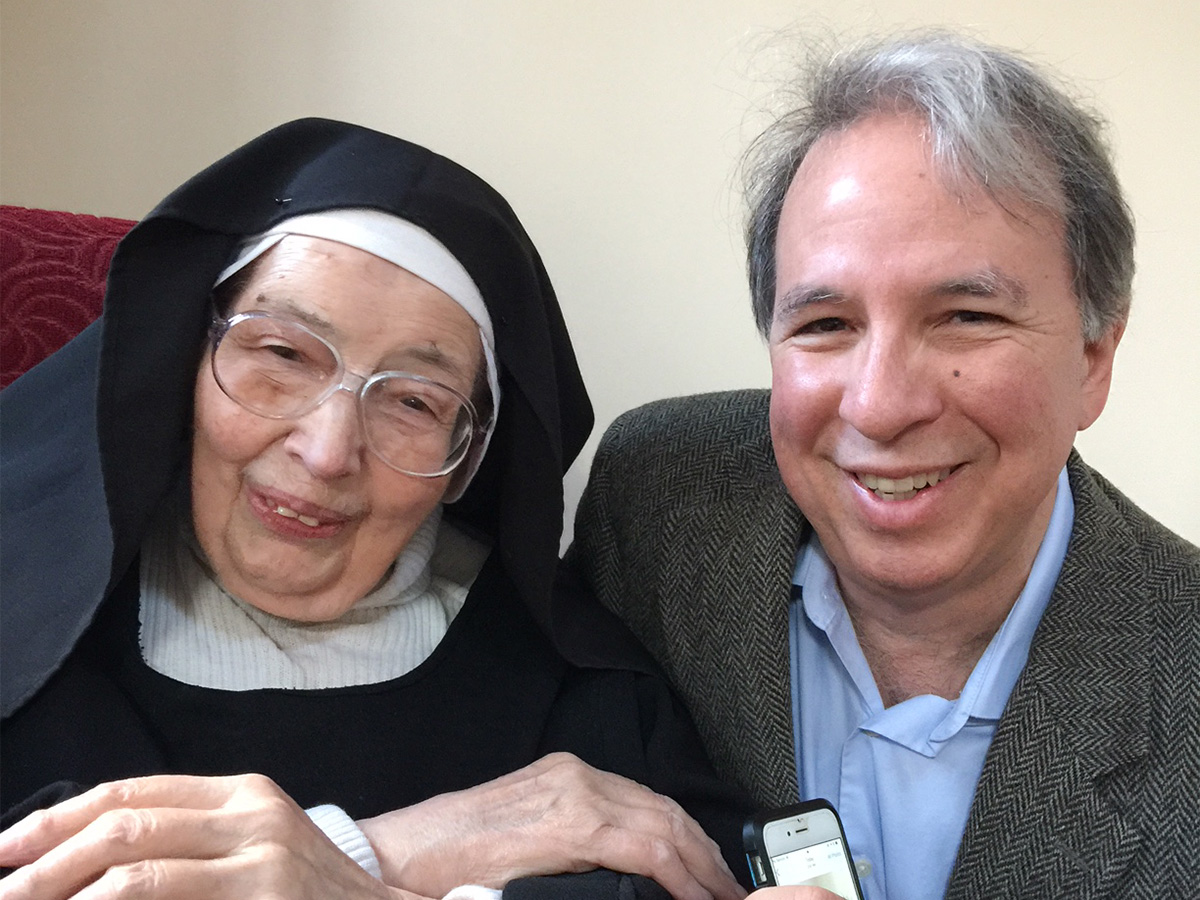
xmin=743 ymin=799 xmax=864 ymax=899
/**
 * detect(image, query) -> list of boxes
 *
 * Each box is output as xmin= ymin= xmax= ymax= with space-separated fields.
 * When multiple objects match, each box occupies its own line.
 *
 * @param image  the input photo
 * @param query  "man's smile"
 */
xmin=854 ymin=467 xmax=955 ymax=501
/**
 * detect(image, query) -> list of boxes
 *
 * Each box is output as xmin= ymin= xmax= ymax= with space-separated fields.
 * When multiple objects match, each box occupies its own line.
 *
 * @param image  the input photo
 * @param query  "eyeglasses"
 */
xmin=209 ymin=311 xmax=480 ymax=477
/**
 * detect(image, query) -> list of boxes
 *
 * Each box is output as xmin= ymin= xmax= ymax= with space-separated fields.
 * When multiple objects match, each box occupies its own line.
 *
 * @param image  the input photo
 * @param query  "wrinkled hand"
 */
xmin=358 ymin=752 xmax=745 ymax=900
xmin=0 ymin=774 xmax=427 ymax=900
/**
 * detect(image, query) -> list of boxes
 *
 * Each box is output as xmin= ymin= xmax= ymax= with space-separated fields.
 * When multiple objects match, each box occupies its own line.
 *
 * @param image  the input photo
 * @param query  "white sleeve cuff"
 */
xmin=305 ymin=804 xmax=383 ymax=880
xmin=305 ymin=806 xmax=499 ymax=900
xmin=442 ymin=887 xmax=503 ymax=900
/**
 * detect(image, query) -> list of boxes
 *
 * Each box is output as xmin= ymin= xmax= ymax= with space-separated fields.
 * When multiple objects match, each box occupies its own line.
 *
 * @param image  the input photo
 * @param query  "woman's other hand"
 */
xmin=0 ymin=774 xmax=425 ymax=900
xmin=748 ymin=890 xmax=843 ymax=900
xmin=358 ymin=752 xmax=745 ymax=900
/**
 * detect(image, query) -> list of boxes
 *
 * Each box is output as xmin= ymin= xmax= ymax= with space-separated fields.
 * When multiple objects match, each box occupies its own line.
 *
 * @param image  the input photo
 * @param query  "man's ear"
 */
xmin=1078 ymin=319 xmax=1126 ymax=430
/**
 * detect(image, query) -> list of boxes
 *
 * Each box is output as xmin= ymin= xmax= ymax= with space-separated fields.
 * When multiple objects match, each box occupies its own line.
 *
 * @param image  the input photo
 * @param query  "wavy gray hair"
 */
xmin=744 ymin=31 xmax=1134 ymax=342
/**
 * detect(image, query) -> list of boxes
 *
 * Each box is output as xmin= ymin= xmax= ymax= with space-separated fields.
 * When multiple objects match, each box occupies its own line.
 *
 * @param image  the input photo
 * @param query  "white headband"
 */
xmin=214 ymin=208 xmax=500 ymax=501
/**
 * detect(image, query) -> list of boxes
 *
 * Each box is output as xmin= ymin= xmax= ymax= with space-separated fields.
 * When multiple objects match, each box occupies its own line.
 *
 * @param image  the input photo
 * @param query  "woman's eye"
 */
xmin=377 ymin=392 xmax=441 ymax=422
xmin=265 ymin=344 xmax=302 ymax=362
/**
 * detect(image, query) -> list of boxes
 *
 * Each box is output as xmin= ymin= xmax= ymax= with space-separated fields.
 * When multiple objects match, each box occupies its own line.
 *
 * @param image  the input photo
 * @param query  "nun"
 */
xmin=0 ymin=119 xmax=749 ymax=900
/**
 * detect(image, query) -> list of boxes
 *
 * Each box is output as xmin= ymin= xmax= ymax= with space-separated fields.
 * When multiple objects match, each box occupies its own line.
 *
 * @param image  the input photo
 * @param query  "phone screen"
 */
xmin=769 ymin=836 xmax=859 ymax=898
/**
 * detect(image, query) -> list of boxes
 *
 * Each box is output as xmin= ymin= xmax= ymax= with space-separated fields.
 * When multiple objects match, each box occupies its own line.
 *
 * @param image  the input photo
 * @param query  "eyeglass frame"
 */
xmin=207 ymin=310 xmax=486 ymax=478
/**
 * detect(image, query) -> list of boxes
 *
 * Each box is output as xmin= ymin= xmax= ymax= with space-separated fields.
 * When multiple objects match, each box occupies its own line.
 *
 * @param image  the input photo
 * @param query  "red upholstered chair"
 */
xmin=0 ymin=205 xmax=136 ymax=388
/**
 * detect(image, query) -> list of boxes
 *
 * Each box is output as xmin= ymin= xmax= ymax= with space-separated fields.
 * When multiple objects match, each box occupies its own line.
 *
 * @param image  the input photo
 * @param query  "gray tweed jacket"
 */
xmin=569 ymin=389 xmax=1199 ymax=899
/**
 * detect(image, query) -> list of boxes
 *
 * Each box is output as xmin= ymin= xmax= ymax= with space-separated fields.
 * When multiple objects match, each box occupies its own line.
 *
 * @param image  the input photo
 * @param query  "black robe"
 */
xmin=0 ymin=119 xmax=752 ymax=896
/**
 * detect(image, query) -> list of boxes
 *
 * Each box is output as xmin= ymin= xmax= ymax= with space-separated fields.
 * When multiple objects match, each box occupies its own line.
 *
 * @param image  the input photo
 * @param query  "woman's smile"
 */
xmin=244 ymin=482 xmax=354 ymax=540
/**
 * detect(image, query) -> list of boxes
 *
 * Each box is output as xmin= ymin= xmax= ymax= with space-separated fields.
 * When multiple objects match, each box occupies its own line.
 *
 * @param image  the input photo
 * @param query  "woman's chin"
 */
xmin=218 ymin=557 xmax=367 ymax=622
xmin=237 ymin=585 xmax=361 ymax=623
xmin=210 ymin=534 xmax=365 ymax=620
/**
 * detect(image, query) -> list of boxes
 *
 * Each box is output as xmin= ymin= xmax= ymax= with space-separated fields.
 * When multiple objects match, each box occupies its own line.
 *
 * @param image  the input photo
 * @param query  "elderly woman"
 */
xmin=0 ymin=119 xmax=749 ymax=899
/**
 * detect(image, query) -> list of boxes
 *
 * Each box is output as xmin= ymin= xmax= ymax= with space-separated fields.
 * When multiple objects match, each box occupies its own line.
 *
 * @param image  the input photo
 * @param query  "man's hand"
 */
xmin=0 ymin=774 xmax=427 ymax=900
xmin=358 ymin=752 xmax=746 ymax=900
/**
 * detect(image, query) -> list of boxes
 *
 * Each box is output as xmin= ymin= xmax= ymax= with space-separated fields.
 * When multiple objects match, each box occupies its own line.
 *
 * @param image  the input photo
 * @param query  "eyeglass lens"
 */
xmin=212 ymin=314 xmax=474 ymax=476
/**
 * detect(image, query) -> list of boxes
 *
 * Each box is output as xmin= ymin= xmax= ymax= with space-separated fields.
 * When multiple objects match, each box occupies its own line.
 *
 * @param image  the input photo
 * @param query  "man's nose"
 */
xmin=838 ymin=330 xmax=942 ymax=442
xmin=283 ymin=387 xmax=365 ymax=480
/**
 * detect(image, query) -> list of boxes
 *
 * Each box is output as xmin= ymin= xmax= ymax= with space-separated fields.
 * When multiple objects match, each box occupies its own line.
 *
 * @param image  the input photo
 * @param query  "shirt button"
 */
xmin=855 ymin=858 xmax=873 ymax=879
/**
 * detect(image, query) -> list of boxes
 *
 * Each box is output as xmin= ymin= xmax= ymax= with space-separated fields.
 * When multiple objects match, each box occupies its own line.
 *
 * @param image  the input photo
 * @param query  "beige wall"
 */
xmin=3 ymin=0 xmax=1197 ymax=545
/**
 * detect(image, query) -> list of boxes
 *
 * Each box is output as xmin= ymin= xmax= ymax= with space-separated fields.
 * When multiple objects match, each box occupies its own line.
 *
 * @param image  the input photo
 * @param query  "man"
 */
xmin=570 ymin=32 xmax=1199 ymax=900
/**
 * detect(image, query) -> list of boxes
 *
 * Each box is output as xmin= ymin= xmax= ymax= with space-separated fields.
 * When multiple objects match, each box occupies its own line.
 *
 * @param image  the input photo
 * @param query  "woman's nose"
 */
xmin=838 ymin=331 xmax=942 ymax=442
xmin=283 ymin=387 xmax=365 ymax=480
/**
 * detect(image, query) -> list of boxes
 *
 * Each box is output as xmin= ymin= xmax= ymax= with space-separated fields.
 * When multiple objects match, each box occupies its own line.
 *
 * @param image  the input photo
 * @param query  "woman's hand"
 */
xmin=748 ymin=890 xmax=843 ymax=900
xmin=0 ymin=774 xmax=426 ymax=900
xmin=358 ymin=752 xmax=745 ymax=900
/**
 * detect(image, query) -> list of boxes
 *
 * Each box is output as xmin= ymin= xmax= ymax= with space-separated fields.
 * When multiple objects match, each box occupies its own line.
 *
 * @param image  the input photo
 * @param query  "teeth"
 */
xmin=857 ymin=468 xmax=951 ymax=501
xmin=275 ymin=505 xmax=321 ymax=527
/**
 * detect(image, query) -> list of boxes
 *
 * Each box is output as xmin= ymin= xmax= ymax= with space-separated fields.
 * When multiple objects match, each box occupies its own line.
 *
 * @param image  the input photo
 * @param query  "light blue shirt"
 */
xmin=789 ymin=467 xmax=1073 ymax=900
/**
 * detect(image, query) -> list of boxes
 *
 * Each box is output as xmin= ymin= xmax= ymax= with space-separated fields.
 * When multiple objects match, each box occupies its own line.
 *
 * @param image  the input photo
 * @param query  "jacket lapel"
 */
xmin=947 ymin=454 xmax=1151 ymax=897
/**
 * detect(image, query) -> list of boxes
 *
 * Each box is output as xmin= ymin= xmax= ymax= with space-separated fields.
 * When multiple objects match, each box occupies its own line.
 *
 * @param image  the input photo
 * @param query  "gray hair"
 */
xmin=744 ymin=31 xmax=1134 ymax=342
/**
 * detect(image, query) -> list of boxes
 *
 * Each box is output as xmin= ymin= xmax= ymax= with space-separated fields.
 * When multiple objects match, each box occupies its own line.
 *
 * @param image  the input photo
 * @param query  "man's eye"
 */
xmin=799 ymin=317 xmax=847 ymax=334
xmin=951 ymin=310 xmax=1001 ymax=325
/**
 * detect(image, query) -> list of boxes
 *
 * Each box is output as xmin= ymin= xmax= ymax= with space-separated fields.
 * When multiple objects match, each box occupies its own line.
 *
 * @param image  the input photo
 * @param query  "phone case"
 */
xmin=743 ymin=798 xmax=865 ymax=898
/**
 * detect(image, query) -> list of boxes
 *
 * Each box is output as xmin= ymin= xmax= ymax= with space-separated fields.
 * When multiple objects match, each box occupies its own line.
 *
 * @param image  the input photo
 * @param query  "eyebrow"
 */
xmin=772 ymin=267 xmax=1030 ymax=324
xmin=246 ymin=292 xmax=477 ymax=386
xmin=772 ymin=284 xmax=844 ymax=324
xmin=933 ymin=269 xmax=1029 ymax=306
xmin=246 ymin=294 xmax=340 ymax=337
xmin=387 ymin=345 xmax=475 ymax=386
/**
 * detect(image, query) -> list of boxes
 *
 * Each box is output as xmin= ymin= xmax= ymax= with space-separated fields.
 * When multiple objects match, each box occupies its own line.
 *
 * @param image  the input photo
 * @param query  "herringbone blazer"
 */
xmin=570 ymin=389 xmax=1199 ymax=899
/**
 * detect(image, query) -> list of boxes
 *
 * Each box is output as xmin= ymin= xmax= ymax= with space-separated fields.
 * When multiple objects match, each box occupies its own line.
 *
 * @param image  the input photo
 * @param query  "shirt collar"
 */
xmin=794 ymin=467 xmax=1074 ymax=741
